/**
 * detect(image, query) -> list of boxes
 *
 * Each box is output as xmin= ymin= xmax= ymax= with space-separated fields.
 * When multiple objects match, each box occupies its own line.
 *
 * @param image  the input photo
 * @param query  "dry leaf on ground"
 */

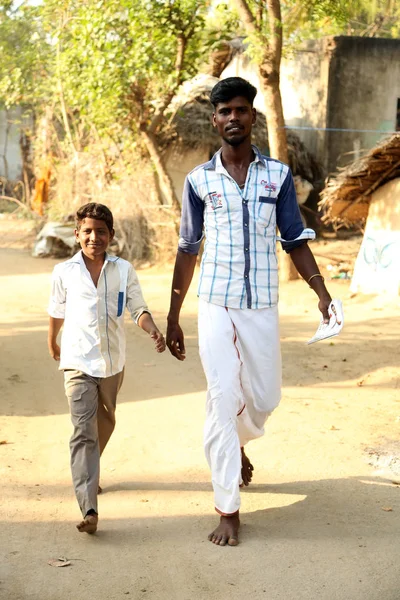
xmin=48 ymin=558 xmax=71 ymax=567
xmin=381 ymin=507 xmax=393 ymax=512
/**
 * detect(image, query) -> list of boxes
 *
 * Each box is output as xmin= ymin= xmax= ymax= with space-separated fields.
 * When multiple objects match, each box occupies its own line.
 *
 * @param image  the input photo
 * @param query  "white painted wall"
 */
xmin=0 ymin=108 xmax=25 ymax=181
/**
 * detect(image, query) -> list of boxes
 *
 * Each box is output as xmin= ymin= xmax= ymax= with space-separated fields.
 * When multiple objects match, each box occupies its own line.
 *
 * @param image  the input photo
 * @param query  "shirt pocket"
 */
xmin=117 ymin=291 xmax=124 ymax=317
xmin=256 ymin=195 xmax=277 ymax=227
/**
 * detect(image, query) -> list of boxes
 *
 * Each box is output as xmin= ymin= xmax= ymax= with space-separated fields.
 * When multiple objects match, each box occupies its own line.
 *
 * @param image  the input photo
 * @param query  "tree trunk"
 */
xmin=233 ymin=0 xmax=296 ymax=280
xmin=258 ymin=68 xmax=288 ymax=164
xmin=140 ymin=129 xmax=181 ymax=231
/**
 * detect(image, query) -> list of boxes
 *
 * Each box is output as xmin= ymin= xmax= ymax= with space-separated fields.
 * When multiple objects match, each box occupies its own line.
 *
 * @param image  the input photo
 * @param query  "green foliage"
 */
xmin=35 ymin=0 xmax=212 ymax=136
xmin=0 ymin=0 xmax=217 ymax=141
xmin=0 ymin=3 xmax=52 ymax=109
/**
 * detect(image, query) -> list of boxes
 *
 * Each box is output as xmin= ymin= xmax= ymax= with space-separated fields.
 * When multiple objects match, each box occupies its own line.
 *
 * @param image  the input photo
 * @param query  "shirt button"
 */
xmin=245 ymin=248 xmax=249 ymax=252
xmin=244 ymin=223 xmax=248 ymax=227
xmin=244 ymin=275 xmax=248 ymax=279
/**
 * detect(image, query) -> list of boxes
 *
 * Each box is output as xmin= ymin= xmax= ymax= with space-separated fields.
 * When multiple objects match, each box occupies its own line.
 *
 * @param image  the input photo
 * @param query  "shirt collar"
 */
xmin=68 ymin=249 xmax=118 ymax=265
xmin=204 ymin=145 xmax=267 ymax=171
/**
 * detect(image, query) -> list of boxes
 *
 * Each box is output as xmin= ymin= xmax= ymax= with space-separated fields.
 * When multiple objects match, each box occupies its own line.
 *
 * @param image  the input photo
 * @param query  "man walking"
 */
xmin=166 ymin=77 xmax=332 ymax=546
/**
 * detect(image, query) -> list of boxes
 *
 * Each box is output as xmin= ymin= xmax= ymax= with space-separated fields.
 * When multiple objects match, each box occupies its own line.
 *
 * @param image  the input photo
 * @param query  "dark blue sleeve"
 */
xmin=178 ymin=176 xmax=204 ymax=255
xmin=276 ymin=170 xmax=315 ymax=253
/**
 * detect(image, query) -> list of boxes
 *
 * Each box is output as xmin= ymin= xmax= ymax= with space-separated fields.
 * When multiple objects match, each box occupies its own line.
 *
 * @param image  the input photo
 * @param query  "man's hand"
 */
xmin=318 ymin=294 xmax=332 ymax=324
xmin=48 ymin=340 xmax=61 ymax=361
xmin=166 ymin=321 xmax=186 ymax=361
xmin=150 ymin=329 xmax=166 ymax=353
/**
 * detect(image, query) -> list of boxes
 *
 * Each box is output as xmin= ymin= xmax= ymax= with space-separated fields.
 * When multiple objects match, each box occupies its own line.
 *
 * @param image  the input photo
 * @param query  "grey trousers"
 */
xmin=64 ymin=369 xmax=124 ymax=517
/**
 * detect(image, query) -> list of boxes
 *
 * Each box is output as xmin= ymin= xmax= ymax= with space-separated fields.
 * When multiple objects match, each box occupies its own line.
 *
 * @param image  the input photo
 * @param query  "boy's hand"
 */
xmin=150 ymin=330 xmax=166 ymax=353
xmin=48 ymin=340 xmax=61 ymax=361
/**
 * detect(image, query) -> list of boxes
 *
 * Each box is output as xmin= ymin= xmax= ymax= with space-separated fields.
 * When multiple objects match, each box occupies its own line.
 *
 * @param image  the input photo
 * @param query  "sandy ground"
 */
xmin=1 ymin=218 xmax=400 ymax=600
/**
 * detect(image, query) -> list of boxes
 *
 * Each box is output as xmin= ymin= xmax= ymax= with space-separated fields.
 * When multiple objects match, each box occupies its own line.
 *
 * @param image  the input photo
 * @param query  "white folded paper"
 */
xmin=307 ymin=298 xmax=344 ymax=345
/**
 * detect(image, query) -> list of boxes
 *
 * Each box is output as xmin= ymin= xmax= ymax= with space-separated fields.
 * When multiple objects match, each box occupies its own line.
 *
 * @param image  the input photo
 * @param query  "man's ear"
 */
xmin=212 ymin=113 xmax=217 ymax=128
xmin=252 ymin=108 xmax=256 ymax=125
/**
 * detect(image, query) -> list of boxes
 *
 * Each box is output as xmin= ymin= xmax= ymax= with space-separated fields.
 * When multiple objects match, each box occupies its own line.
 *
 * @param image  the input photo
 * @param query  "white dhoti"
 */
xmin=198 ymin=298 xmax=281 ymax=515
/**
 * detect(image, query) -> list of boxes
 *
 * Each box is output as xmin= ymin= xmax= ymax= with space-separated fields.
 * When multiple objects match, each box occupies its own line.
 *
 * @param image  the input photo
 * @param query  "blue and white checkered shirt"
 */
xmin=178 ymin=146 xmax=315 ymax=309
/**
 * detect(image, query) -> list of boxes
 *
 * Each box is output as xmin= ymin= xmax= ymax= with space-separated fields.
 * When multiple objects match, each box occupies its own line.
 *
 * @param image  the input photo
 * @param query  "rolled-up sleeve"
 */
xmin=126 ymin=265 xmax=150 ymax=324
xmin=178 ymin=176 xmax=204 ymax=255
xmin=48 ymin=265 xmax=66 ymax=318
xmin=276 ymin=169 xmax=315 ymax=253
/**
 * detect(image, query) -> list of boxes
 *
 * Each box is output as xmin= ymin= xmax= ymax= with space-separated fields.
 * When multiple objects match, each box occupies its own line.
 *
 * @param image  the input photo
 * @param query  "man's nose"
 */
xmin=229 ymin=110 xmax=240 ymax=121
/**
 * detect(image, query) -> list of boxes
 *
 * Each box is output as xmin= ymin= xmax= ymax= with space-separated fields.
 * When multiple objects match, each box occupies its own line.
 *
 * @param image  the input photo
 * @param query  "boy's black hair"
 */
xmin=210 ymin=77 xmax=257 ymax=108
xmin=76 ymin=203 xmax=114 ymax=233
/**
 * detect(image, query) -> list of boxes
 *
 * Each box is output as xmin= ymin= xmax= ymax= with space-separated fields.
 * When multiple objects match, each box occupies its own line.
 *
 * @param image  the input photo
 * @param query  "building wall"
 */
xmin=0 ymin=108 xmax=25 ymax=181
xmin=165 ymin=146 xmax=210 ymax=204
xmin=221 ymin=42 xmax=331 ymax=166
xmin=350 ymin=178 xmax=400 ymax=296
xmin=221 ymin=37 xmax=400 ymax=175
xmin=326 ymin=37 xmax=400 ymax=173
xmin=280 ymin=40 xmax=330 ymax=161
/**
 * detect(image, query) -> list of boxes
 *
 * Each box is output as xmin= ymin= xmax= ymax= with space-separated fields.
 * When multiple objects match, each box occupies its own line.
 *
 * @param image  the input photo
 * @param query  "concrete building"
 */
xmin=222 ymin=36 xmax=400 ymax=175
xmin=0 ymin=108 xmax=26 ymax=182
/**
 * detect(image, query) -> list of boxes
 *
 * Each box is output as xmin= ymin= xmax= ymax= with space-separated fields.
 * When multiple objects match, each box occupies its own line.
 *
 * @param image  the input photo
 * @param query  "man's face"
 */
xmin=75 ymin=217 xmax=114 ymax=258
xmin=212 ymin=96 xmax=256 ymax=147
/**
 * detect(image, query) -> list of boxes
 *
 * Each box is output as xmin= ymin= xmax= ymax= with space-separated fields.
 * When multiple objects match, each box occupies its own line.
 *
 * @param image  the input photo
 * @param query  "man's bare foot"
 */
xmin=241 ymin=446 xmax=254 ymax=486
xmin=208 ymin=513 xmax=240 ymax=546
xmin=76 ymin=514 xmax=98 ymax=534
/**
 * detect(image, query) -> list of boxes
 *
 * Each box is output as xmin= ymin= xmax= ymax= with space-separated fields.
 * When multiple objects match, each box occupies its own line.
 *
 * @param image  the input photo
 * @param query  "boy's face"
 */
xmin=75 ymin=217 xmax=114 ymax=258
xmin=212 ymin=96 xmax=256 ymax=147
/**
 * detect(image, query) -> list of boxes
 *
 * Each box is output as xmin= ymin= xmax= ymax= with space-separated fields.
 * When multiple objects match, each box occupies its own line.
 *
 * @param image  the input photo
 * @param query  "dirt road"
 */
xmin=1 ymin=240 xmax=400 ymax=600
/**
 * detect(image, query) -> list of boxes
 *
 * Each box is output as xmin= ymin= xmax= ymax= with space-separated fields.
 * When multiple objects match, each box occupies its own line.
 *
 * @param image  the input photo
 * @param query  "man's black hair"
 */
xmin=210 ymin=77 xmax=257 ymax=108
xmin=76 ymin=202 xmax=114 ymax=233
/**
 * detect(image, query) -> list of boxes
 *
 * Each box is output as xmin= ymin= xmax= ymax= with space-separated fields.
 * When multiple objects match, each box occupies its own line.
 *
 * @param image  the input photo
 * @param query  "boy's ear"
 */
xmin=74 ymin=228 xmax=80 ymax=241
xmin=110 ymin=228 xmax=115 ymax=241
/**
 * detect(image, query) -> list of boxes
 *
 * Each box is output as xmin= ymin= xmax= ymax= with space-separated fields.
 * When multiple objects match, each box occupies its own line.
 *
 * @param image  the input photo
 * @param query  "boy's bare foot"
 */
xmin=76 ymin=514 xmax=98 ymax=534
xmin=208 ymin=513 xmax=240 ymax=546
xmin=241 ymin=447 xmax=254 ymax=486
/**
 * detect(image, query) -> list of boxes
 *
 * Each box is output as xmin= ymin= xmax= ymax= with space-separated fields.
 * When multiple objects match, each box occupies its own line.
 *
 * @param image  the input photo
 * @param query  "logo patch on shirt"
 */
xmin=207 ymin=191 xmax=223 ymax=211
xmin=260 ymin=180 xmax=277 ymax=193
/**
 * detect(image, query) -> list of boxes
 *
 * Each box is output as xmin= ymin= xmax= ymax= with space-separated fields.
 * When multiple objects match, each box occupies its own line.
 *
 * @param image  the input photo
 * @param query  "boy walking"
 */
xmin=48 ymin=202 xmax=165 ymax=534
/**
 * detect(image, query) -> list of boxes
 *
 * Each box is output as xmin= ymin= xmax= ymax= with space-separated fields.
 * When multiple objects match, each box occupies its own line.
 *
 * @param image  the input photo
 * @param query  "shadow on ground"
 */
xmin=1 ymin=476 xmax=399 ymax=600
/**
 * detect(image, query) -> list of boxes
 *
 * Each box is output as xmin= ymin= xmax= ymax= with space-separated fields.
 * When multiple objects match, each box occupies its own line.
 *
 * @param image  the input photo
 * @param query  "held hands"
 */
xmin=48 ymin=340 xmax=61 ymax=361
xmin=166 ymin=321 xmax=186 ymax=361
xmin=150 ymin=329 xmax=166 ymax=353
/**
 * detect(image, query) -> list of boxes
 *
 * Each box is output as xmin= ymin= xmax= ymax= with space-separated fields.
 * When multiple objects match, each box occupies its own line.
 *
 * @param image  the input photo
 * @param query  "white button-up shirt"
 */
xmin=178 ymin=146 xmax=315 ymax=309
xmin=48 ymin=251 xmax=149 ymax=378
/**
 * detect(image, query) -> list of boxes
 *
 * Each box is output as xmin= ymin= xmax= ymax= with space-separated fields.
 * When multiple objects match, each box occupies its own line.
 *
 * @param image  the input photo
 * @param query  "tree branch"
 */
xmin=267 ymin=0 xmax=283 ymax=69
xmin=148 ymin=33 xmax=187 ymax=134
xmin=232 ymin=0 xmax=260 ymax=35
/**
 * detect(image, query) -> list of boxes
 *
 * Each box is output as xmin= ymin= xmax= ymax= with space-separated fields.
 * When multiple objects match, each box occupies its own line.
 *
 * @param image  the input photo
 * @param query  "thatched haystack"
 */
xmin=159 ymin=74 xmax=324 ymax=186
xmin=320 ymin=134 xmax=400 ymax=229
